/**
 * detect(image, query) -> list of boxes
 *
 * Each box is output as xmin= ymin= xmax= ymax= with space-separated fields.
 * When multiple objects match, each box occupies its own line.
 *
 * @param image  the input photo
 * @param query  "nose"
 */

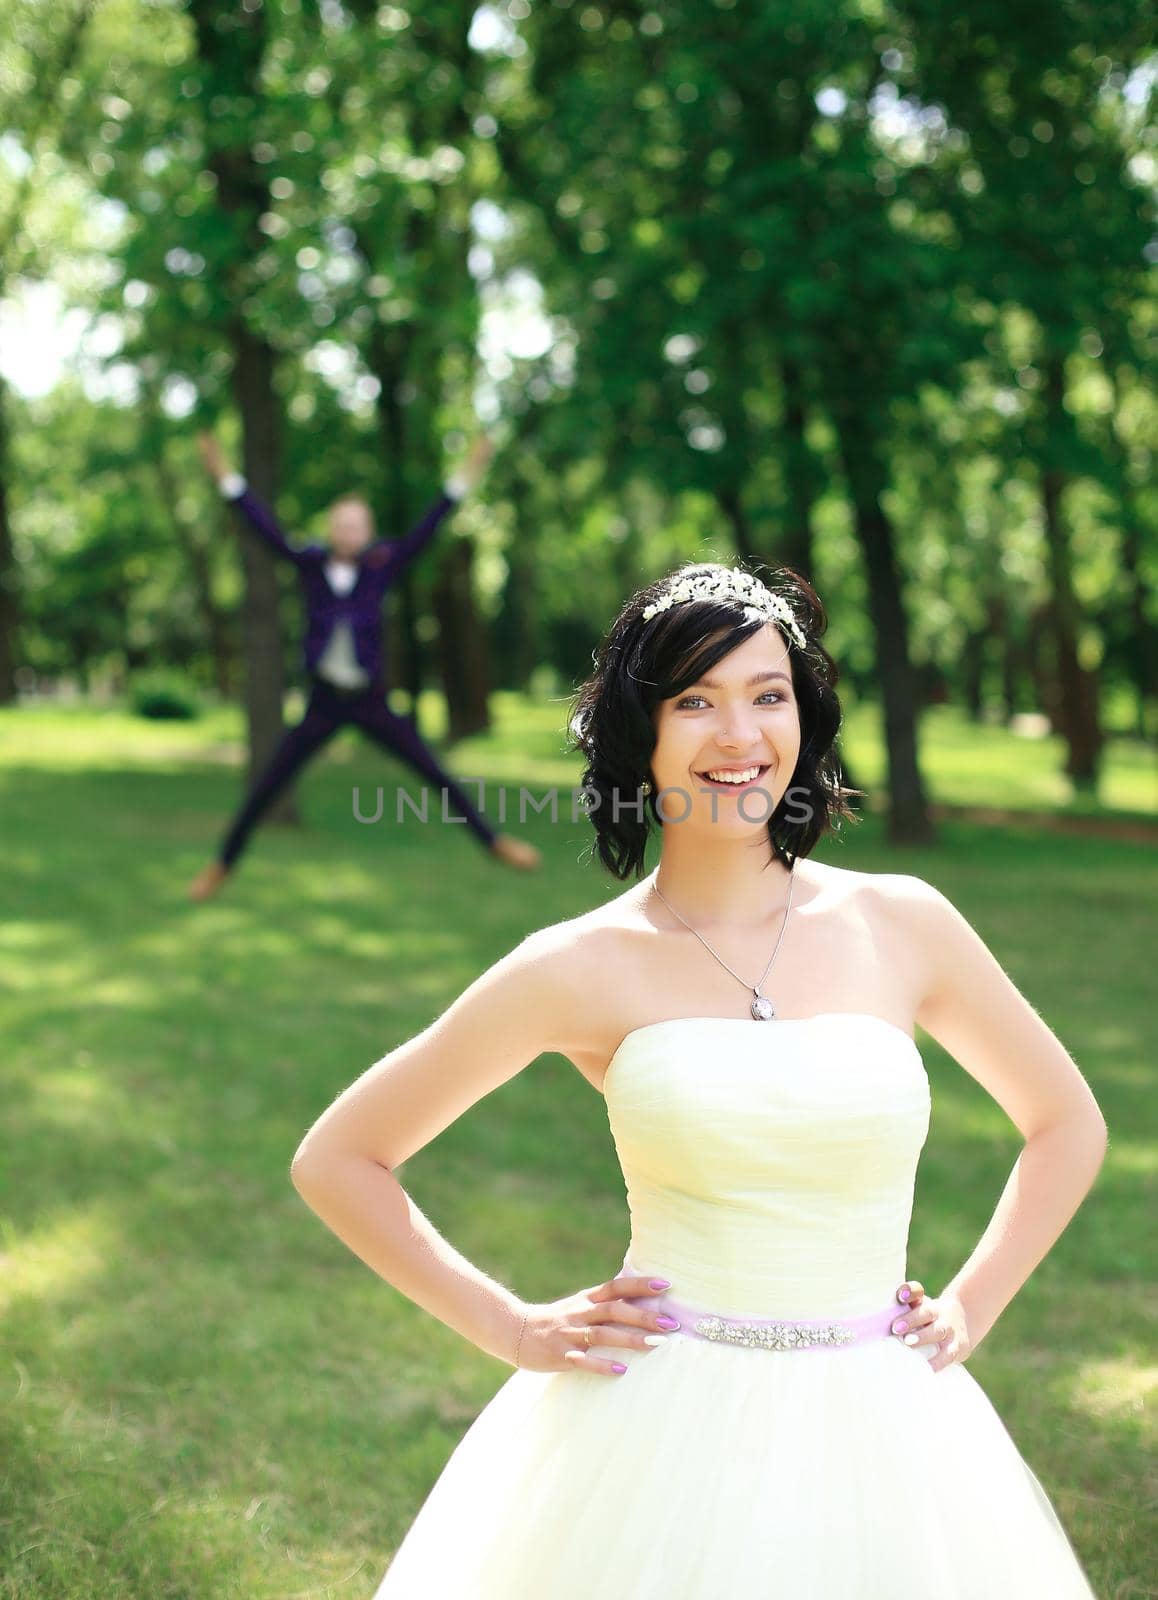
xmin=714 ymin=705 xmax=764 ymax=751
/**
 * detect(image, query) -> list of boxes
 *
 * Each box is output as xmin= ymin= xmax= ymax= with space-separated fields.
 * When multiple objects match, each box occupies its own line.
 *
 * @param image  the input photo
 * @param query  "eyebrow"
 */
xmin=693 ymin=670 xmax=793 ymax=689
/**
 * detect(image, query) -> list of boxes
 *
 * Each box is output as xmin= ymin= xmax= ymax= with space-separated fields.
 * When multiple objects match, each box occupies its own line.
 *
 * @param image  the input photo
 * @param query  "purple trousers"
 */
xmin=219 ymin=676 xmax=497 ymax=868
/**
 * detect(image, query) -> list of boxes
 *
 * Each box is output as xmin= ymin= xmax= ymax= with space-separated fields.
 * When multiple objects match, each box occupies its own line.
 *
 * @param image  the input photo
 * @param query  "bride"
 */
xmin=290 ymin=562 xmax=1106 ymax=1596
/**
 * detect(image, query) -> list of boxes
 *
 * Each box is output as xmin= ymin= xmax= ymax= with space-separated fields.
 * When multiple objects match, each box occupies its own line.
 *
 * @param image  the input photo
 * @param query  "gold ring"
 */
xmin=583 ymin=1326 xmax=592 ymax=1350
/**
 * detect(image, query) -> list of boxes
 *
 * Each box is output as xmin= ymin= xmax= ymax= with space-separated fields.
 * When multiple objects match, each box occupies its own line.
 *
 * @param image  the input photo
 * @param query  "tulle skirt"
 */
xmin=371 ymin=1324 xmax=1098 ymax=1597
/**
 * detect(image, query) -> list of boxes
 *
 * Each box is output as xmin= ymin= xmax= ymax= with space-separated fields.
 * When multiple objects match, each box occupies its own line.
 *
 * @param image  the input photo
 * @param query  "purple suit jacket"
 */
xmin=227 ymin=486 xmax=458 ymax=690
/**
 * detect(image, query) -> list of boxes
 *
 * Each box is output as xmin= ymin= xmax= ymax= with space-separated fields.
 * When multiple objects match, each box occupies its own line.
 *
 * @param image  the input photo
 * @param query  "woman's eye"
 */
xmin=675 ymin=692 xmax=785 ymax=709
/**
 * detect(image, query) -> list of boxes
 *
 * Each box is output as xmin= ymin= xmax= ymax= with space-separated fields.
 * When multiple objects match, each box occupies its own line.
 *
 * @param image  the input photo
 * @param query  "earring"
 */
xmin=641 ymin=779 xmax=652 ymax=796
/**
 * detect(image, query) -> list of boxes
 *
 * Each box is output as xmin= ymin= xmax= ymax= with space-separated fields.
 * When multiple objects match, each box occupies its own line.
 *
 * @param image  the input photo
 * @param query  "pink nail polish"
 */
xmin=898 ymin=1286 xmax=911 ymax=1302
xmin=649 ymin=1279 xmax=671 ymax=1291
xmin=611 ymin=1361 xmax=627 ymax=1373
xmin=893 ymin=1320 xmax=908 ymax=1334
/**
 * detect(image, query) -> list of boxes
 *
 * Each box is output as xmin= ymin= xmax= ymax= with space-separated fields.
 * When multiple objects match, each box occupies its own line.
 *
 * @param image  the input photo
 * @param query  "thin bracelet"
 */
xmin=514 ymin=1309 xmax=529 ymax=1368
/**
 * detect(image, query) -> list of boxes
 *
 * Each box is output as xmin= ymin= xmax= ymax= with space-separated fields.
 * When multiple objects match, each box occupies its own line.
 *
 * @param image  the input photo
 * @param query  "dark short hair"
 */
xmin=567 ymin=562 xmax=863 ymax=880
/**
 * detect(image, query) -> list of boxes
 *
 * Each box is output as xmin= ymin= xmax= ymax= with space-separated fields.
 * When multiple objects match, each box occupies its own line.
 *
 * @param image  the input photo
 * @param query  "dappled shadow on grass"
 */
xmin=2 ymin=764 xmax=1155 ymax=1593
xmin=0 ymin=1102 xmax=614 ymax=1596
xmin=0 ymin=1390 xmax=260 ymax=1600
xmin=1 ymin=759 xmax=616 ymax=1592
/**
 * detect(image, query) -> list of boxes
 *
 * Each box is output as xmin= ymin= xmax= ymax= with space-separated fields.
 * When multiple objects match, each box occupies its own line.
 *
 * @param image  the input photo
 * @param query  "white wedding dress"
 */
xmin=372 ymin=1012 xmax=1099 ymax=1597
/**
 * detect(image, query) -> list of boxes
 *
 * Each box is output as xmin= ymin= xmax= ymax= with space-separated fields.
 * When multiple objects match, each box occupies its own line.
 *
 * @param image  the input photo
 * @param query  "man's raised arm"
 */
xmin=197 ymin=431 xmax=307 ymax=568
xmin=372 ymin=435 xmax=495 ymax=574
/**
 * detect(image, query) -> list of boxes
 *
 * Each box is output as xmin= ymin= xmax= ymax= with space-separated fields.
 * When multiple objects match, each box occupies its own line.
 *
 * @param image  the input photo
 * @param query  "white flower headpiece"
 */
xmin=641 ymin=568 xmax=808 ymax=651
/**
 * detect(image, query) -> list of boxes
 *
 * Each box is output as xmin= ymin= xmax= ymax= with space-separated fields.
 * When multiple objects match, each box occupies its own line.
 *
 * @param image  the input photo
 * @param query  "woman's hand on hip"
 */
xmin=515 ymin=1272 xmax=681 ymax=1377
xmin=891 ymin=1280 xmax=976 ymax=1373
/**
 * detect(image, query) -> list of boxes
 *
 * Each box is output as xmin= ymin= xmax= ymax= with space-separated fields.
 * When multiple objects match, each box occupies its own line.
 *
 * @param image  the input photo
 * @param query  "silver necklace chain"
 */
xmin=651 ymin=868 xmax=796 ymax=1022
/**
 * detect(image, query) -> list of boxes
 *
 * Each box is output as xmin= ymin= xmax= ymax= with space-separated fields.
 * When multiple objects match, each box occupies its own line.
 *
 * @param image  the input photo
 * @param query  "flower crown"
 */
xmin=641 ymin=568 xmax=808 ymax=651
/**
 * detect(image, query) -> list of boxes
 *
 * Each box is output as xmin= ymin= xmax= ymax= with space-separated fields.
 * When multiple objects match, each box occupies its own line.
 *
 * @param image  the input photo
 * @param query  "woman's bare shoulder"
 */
xmin=805 ymin=859 xmax=940 ymax=908
xmin=525 ymin=882 xmax=654 ymax=964
xmin=517 ymin=884 xmax=652 ymax=1024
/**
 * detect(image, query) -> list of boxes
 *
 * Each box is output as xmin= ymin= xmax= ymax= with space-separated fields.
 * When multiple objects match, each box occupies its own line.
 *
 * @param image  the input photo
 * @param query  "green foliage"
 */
xmin=1 ymin=0 xmax=1154 ymax=746
xmin=128 ymin=667 xmax=203 ymax=719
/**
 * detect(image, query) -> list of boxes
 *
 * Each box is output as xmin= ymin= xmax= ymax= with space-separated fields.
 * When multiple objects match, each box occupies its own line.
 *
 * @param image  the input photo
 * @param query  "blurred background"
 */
xmin=1 ymin=2 xmax=1154 ymax=1597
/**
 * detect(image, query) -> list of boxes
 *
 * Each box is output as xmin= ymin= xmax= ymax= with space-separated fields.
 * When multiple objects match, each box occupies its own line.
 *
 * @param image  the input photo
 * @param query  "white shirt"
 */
xmin=324 ymin=559 xmax=359 ymax=597
xmin=316 ymin=560 xmax=369 ymax=688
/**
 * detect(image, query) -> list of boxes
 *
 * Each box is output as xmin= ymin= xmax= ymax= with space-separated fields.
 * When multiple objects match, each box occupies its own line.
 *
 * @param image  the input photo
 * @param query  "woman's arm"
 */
xmin=289 ymin=923 xmax=583 ymax=1366
xmin=197 ymin=430 xmax=308 ymax=568
xmin=901 ymin=876 xmax=1109 ymax=1347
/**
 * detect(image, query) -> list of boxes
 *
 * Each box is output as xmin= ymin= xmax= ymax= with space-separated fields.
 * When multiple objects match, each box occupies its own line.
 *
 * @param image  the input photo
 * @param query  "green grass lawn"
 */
xmin=0 ymin=695 xmax=1153 ymax=1597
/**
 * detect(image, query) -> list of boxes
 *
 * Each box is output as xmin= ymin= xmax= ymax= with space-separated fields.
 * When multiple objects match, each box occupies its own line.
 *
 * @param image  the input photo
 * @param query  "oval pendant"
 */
xmin=750 ymin=993 xmax=776 ymax=1021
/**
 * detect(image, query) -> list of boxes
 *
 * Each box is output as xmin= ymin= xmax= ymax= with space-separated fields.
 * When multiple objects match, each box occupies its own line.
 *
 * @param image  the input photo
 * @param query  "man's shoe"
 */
xmin=488 ymin=835 xmax=542 ymax=871
xmin=188 ymin=861 xmax=230 ymax=902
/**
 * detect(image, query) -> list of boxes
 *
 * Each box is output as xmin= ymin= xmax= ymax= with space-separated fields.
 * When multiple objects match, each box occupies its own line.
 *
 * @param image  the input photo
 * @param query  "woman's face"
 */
xmin=649 ymin=623 xmax=803 ymax=838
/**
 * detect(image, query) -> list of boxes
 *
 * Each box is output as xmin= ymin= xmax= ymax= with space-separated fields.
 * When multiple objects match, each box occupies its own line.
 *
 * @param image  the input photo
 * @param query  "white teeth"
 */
xmin=702 ymin=766 xmax=761 ymax=785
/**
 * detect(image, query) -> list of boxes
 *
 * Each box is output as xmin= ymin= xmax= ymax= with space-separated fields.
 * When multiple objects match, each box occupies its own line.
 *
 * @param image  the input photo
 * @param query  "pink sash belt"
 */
xmin=629 ymin=1276 xmax=902 ymax=1353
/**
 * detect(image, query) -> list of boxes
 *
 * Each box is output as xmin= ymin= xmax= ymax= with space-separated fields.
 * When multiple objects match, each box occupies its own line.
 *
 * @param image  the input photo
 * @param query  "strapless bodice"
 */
xmin=604 ymin=1012 xmax=931 ymax=1319
xmin=374 ymin=1009 xmax=1101 ymax=1600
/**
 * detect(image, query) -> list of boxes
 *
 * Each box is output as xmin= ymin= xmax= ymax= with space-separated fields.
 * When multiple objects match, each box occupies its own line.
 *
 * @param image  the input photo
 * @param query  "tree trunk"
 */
xmin=1040 ymin=355 xmax=1103 ymax=791
xmin=365 ymin=322 xmax=425 ymax=734
xmin=717 ymin=485 xmax=756 ymax=564
xmin=1101 ymin=363 xmax=1158 ymax=741
xmin=190 ymin=0 xmax=295 ymax=814
xmin=229 ymin=320 xmax=295 ymax=816
xmin=0 ymin=375 xmax=18 ymax=704
xmin=395 ymin=574 xmax=424 ymax=732
xmin=992 ymin=595 xmax=1021 ymax=723
xmin=151 ymin=451 xmax=235 ymax=699
xmin=961 ymin=629 xmax=985 ymax=721
xmin=1119 ymin=514 xmax=1158 ymax=742
xmin=1026 ymin=603 xmax=1061 ymax=734
xmin=506 ymin=537 xmax=541 ymax=692
xmin=490 ymin=455 xmax=543 ymax=692
xmin=832 ymin=413 xmax=935 ymax=845
xmin=779 ymin=357 xmax=819 ymax=582
xmin=433 ymin=538 xmax=491 ymax=742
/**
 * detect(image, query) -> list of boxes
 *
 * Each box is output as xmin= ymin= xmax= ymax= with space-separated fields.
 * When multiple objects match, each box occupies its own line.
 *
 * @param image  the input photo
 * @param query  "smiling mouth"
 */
xmin=695 ymin=764 xmax=771 ymax=793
